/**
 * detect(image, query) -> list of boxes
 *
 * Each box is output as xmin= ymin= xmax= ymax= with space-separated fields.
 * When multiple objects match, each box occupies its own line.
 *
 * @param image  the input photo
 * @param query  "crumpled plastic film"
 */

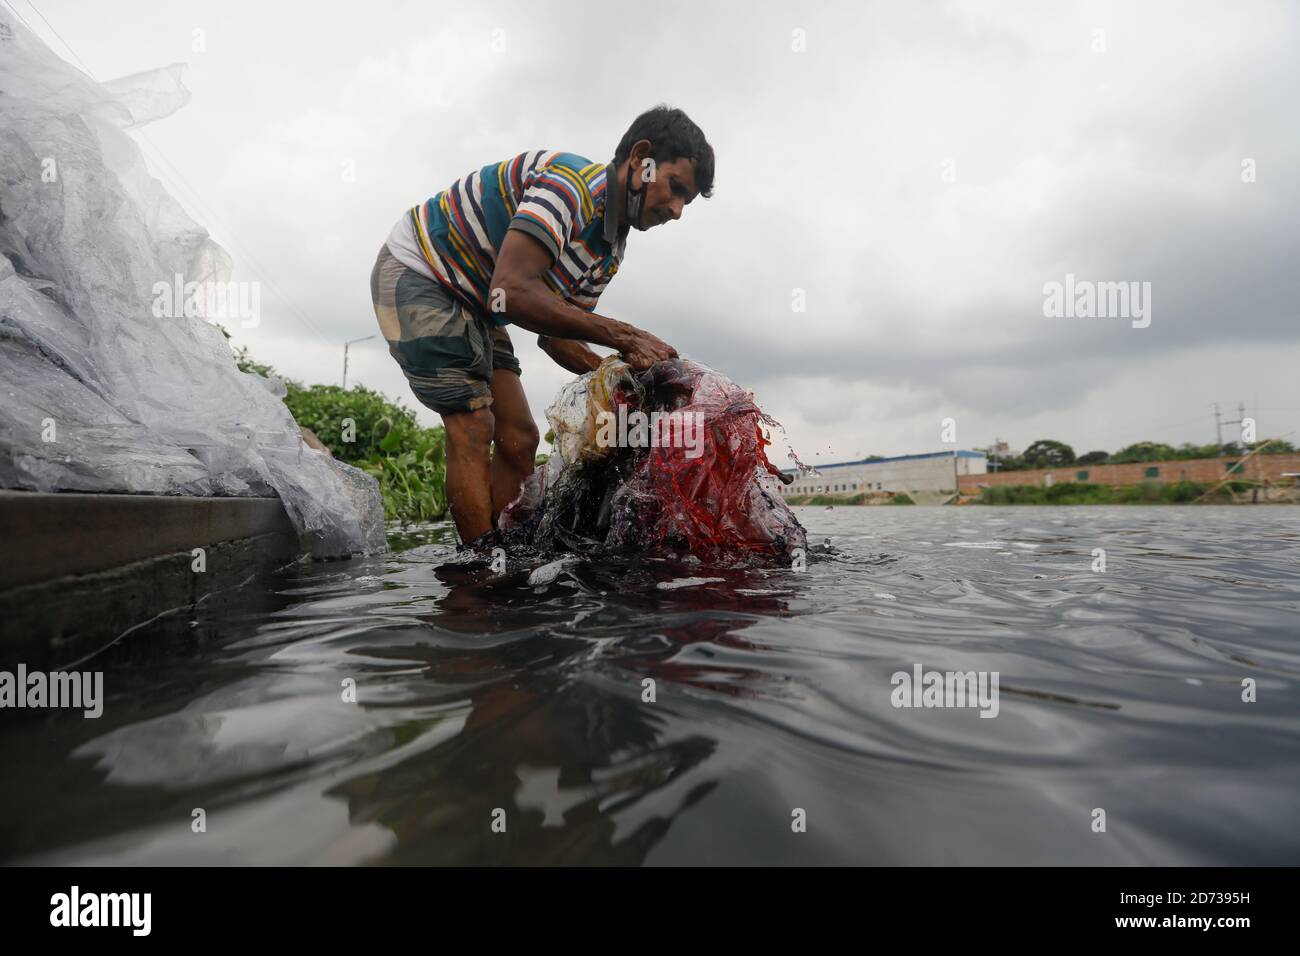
xmin=0 ymin=13 xmax=384 ymax=557
xmin=500 ymin=357 xmax=806 ymax=566
xmin=545 ymin=357 xmax=640 ymax=465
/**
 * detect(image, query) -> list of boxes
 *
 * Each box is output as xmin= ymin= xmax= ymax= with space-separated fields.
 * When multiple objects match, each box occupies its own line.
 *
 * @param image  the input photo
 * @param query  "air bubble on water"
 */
xmin=657 ymin=577 xmax=726 ymax=590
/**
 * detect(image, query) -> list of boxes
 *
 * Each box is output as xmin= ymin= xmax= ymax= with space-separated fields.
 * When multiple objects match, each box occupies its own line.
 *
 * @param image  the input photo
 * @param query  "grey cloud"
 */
xmin=25 ymin=0 xmax=1297 ymax=455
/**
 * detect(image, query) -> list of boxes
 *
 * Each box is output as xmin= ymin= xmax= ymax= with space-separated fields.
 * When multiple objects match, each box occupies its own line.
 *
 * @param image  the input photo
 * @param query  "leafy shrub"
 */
xmin=284 ymin=382 xmax=417 ymax=464
xmin=282 ymin=382 xmax=447 ymax=524
xmin=358 ymin=424 xmax=447 ymax=524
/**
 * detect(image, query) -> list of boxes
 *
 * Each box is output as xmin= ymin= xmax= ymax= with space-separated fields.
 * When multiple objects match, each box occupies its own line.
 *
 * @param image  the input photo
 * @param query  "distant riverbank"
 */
xmin=787 ymin=480 xmax=1299 ymax=506
xmin=786 ymin=492 xmax=916 ymax=506
xmin=973 ymin=480 xmax=1297 ymax=505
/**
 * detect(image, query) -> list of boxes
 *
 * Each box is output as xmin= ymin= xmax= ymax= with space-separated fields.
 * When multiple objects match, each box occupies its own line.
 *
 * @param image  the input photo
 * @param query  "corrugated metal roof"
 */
xmin=781 ymin=449 xmax=986 ymax=475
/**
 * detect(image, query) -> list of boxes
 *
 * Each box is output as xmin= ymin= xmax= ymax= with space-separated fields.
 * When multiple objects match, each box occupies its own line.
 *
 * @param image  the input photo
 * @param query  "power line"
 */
xmin=18 ymin=0 xmax=90 ymax=73
xmin=128 ymin=134 xmax=335 ymax=346
xmin=1 ymin=0 xmax=37 ymax=35
xmin=17 ymin=0 xmax=334 ymax=348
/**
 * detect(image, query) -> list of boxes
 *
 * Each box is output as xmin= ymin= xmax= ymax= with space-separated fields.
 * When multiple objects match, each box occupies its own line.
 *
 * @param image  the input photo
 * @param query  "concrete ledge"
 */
xmin=0 ymin=491 xmax=302 ymax=666
xmin=0 ymin=490 xmax=297 ymax=590
xmin=0 ymin=531 xmax=300 ymax=668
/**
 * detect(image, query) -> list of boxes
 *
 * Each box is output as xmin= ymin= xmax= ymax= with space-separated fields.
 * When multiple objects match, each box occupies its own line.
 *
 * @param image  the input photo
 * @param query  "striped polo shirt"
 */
xmin=385 ymin=150 xmax=628 ymax=326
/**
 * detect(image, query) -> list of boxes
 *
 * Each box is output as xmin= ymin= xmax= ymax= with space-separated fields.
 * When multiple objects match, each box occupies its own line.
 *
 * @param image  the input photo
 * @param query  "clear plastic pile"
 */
xmin=500 ymin=357 xmax=806 ymax=566
xmin=0 ymin=13 xmax=384 ymax=557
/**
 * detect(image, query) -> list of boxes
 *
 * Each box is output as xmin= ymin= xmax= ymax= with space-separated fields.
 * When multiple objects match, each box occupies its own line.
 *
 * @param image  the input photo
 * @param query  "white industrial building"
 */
xmin=780 ymin=450 xmax=988 ymax=498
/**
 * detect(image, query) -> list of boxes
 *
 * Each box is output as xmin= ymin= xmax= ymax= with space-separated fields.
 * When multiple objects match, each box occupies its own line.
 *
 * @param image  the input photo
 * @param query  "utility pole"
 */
xmin=1213 ymin=403 xmax=1223 ymax=454
xmin=342 ymin=335 xmax=375 ymax=389
xmin=1224 ymin=401 xmax=1248 ymax=450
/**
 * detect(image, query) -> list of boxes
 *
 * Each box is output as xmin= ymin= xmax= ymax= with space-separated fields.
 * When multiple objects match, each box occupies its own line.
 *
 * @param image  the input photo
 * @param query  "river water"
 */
xmin=4 ymin=506 xmax=1298 ymax=865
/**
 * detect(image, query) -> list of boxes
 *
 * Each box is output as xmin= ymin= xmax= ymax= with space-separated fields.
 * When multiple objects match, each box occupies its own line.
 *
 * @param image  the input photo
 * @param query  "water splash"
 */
xmin=500 ymin=358 xmax=807 ymax=566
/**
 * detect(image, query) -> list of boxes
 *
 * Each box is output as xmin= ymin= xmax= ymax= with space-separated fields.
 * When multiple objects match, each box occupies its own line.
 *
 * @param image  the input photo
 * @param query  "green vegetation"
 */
xmin=1020 ymin=439 xmax=1076 ymax=469
xmin=284 ymin=382 xmax=447 ymax=524
xmin=787 ymin=494 xmax=841 ymax=506
xmin=975 ymin=480 xmax=1253 ymax=505
xmin=231 ymin=340 xmax=276 ymax=379
xmin=983 ymin=438 xmax=1295 ymax=471
xmin=226 ymin=331 xmax=447 ymax=524
xmin=786 ymin=491 xmax=913 ymax=506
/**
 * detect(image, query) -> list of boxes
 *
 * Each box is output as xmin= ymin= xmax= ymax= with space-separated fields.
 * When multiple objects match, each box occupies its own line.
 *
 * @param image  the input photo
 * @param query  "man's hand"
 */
xmin=540 ymin=331 xmax=676 ymax=375
xmin=616 ymin=327 xmax=677 ymax=371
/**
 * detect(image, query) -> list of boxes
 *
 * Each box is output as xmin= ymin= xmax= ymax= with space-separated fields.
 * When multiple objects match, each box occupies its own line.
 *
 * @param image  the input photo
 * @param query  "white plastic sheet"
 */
xmin=500 ymin=357 xmax=807 ymax=564
xmin=0 ymin=12 xmax=384 ymax=557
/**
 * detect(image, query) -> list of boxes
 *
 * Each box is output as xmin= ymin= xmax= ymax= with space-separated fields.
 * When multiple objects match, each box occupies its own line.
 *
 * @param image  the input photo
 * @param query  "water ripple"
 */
xmin=5 ymin=506 xmax=1299 ymax=865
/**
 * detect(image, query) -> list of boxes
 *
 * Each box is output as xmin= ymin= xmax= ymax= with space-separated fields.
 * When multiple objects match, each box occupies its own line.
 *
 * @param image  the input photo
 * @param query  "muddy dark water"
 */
xmin=3 ymin=506 xmax=1298 ymax=865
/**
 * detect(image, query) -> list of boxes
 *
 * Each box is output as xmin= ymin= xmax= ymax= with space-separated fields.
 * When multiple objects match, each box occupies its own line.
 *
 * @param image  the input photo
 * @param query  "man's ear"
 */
xmin=629 ymin=139 xmax=653 ymax=176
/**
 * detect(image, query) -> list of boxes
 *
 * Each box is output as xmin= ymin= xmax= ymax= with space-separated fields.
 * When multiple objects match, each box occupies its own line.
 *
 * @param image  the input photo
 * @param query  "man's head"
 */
xmin=614 ymin=105 xmax=715 ymax=231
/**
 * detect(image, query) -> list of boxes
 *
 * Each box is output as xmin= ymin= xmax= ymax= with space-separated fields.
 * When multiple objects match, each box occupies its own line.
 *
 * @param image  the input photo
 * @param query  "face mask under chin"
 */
xmin=626 ymin=175 xmax=646 ymax=228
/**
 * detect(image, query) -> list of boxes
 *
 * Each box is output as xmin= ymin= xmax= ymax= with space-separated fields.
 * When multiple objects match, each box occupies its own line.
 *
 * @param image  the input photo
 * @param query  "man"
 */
xmin=370 ymin=105 xmax=714 ymax=548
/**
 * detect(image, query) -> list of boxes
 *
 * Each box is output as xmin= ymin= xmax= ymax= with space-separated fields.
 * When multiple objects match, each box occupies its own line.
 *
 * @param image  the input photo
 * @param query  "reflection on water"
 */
xmin=3 ymin=507 xmax=1299 ymax=865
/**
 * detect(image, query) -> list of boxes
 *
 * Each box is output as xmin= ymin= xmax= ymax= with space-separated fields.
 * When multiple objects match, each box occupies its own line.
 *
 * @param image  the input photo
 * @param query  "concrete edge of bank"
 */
xmin=0 ymin=491 xmax=301 ymax=666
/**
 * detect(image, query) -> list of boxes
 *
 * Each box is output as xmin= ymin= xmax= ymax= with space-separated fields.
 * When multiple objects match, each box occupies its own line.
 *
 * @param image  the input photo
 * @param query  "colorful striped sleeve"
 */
xmin=507 ymin=154 xmax=595 ymax=262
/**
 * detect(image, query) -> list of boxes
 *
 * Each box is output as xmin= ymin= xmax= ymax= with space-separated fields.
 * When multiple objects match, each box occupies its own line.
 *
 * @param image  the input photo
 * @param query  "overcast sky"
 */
xmin=13 ymin=0 xmax=1299 ymax=464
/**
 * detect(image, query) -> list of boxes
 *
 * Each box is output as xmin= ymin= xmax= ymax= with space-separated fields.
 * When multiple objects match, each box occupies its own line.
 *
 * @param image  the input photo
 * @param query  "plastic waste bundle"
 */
xmin=500 ymin=357 xmax=806 ymax=566
xmin=0 ymin=13 xmax=384 ymax=557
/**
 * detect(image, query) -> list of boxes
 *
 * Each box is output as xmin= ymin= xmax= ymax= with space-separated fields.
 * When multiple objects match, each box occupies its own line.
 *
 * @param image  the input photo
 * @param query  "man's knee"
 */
xmin=495 ymin=417 xmax=540 ymax=466
xmin=444 ymin=407 xmax=496 ymax=456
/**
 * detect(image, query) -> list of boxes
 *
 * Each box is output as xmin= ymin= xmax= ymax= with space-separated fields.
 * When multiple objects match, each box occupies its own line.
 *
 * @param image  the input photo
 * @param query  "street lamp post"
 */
xmin=342 ymin=335 xmax=375 ymax=389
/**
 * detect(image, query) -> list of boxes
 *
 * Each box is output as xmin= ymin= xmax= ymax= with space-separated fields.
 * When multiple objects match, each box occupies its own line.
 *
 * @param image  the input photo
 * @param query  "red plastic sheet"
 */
xmin=500 ymin=358 xmax=806 ymax=566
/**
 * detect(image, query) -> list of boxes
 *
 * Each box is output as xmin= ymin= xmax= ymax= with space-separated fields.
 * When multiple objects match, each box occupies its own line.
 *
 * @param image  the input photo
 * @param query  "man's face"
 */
xmin=629 ymin=152 xmax=699 ymax=231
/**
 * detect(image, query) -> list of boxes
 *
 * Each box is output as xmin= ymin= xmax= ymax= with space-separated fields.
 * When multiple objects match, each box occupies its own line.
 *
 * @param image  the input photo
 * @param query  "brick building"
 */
xmin=958 ymin=453 xmax=1300 ymax=494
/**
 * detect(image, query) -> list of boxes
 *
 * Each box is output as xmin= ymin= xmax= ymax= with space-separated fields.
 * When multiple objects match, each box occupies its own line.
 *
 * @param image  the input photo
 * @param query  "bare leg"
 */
xmin=488 ymin=368 xmax=540 ymax=518
xmin=442 ymin=406 xmax=496 ymax=543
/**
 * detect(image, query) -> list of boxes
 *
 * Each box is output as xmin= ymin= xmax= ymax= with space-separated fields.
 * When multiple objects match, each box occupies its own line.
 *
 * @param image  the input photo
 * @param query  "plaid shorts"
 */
xmin=369 ymin=243 xmax=521 ymax=415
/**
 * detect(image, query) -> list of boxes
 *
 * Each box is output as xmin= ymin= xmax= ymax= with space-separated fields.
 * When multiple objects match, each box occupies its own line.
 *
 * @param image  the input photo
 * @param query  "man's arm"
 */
xmin=488 ymin=230 xmax=676 ymax=370
xmin=538 ymin=335 xmax=603 ymax=374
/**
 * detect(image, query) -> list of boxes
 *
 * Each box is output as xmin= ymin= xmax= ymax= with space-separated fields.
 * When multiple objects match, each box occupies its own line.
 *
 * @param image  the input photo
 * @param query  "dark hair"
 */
xmin=614 ymin=105 xmax=715 ymax=198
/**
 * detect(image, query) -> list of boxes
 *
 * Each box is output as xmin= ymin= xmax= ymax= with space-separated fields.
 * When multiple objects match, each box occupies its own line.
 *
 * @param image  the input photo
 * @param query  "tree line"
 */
xmin=981 ymin=438 xmax=1297 ymax=472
